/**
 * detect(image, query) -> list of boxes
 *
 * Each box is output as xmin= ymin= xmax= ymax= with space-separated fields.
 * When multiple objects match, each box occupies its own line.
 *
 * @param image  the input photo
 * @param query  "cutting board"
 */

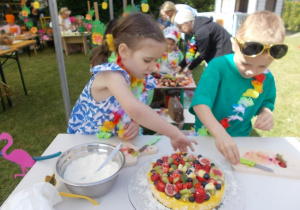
xmin=232 ymin=148 xmax=300 ymax=180
xmin=104 ymin=141 xmax=158 ymax=167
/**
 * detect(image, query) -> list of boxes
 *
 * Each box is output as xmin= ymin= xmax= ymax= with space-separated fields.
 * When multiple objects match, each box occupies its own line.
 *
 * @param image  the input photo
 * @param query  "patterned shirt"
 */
xmin=68 ymin=62 xmax=156 ymax=135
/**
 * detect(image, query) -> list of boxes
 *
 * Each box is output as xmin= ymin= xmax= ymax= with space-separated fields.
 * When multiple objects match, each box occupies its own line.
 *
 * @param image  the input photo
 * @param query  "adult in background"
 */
xmin=0 ymin=14 xmax=21 ymax=35
xmin=174 ymin=9 xmax=233 ymax=75
xmin=161 ymin=1 xmax=198 ymax=25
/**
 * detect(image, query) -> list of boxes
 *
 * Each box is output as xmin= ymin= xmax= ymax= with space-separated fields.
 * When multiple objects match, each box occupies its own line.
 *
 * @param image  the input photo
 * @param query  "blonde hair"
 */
xmin=236 ymin=10 xmax=285 ymax=44
xmin=161 ymin=1 xmax=176 ymax=23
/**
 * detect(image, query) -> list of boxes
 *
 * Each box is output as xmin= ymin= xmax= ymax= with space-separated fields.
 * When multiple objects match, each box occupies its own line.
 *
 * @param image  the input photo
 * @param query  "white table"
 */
xmin=2 ymin=134 xmax=300 ymax=210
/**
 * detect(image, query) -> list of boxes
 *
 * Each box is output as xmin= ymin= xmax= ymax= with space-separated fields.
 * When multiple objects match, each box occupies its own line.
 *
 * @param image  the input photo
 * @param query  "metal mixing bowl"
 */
xmin=54 ymin=142 xmax=125 ymax=198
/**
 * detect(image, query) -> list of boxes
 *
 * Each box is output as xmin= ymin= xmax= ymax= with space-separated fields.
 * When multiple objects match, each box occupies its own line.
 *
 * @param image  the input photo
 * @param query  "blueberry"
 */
xmin=167 ymin=172 xmax=172 ymax=177
xmin=157 ymin=159 xmax=163 ymax=163
xmin=186 ymin=169 xmax=192 ymax=175
xmin=179 ymin=171 xmax=183 ymax=174
xmin=205 ymin=193 xmax=210 ymax=200
xmin=169 ymin=163 xmax=172 ymax=167
xmin=175 ymin=158 xmax=180 ymax=162
xmin=150 ymin=169 xmax=155 ymax=173
xmin=210 ymin=163 xmax=215 ymax=167
xmin=198 ymin=155 xmax=202 ymax=158
xmin=203 ymin=173 xmax=210 ymax=180
xmin=216 ymin=183 xmax=222 ymax=190
xmin=187 ymin=177 xmax=193 ymax=182
xmin=194 ymin=160 xmax=200 ymax=164
xmin=154 ymin=181 xmax=158 ymax=186
xmin=183 ymin=153 xmax=187 ymax=156
xmin=175 ymin=193 xmax=181 ymax=200
xmin=189 ymin=196 xmax=195 ymax=202
xmin=202 ymin=181 xmax=208 ymax=187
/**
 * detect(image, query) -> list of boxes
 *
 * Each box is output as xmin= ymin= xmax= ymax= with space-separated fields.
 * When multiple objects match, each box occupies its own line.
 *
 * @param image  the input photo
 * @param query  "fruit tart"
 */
xmin=147 ymin=153 xmax=225 ymax=210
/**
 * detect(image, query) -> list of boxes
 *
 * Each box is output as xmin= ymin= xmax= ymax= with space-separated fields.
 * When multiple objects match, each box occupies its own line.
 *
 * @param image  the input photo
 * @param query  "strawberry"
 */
xmin=171 ymin=153 xmax=179 ymax=159
xmin=151 ymin=172 xmax=160 ymax=182
xmin=278 ymin=161 xmax=287 ymax=168
xmin=196 ymin=175 xmax=206 ymax=182
xmin=162 ymin=156 xmax=169 ymax=163
xmin=194 ymin=164 xmax=203 ymax=170
xmin=194 ymin=183 xmax=202 ymax=189
xmin=156 ymin=181 xmax=166 ymax=192
xmin=152 ymin=162 xmax=162 ymax=168
xmin=183 ymin=183 xmax=188 ymax=189
xmin=207 ymin=178 xmax=217 ymax=185
xmin=187 ymin=182 xmax=193 ymax=189
xmin=175 ymin=182 xmax=183 ymax=191
xmin=194 ymin=188 xmax=206 ymax=203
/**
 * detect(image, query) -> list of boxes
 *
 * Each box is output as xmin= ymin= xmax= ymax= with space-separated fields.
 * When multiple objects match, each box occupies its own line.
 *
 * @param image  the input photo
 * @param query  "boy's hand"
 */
xmin=215 ymin=132 xmax=240 ymax=165
xmin=254 ymin=107 xmax=274 ymax=131
xmin=170 ymin=132 xmax=197 ymax=152
xmin=121 ymin=121 xmax=140 ymax=140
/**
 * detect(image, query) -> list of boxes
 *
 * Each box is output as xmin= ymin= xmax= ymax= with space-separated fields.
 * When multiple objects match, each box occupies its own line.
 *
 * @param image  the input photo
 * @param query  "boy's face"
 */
xmin=166 ymin=38 xmax=177 ymax=52
xmin=233 ymin=39 xmax=273 ymax=78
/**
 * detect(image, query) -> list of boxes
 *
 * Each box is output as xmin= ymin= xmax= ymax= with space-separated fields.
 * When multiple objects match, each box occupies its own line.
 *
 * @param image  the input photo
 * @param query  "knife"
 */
xmin=139 ymin=136 xmax=161 ymax=152
xmin=240 ymin=158 xmax=274 ymax=172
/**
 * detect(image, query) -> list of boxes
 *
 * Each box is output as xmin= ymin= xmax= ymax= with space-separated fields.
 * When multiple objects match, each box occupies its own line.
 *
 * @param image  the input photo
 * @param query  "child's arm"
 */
xmin=193 ymin=104 xmax=240 ymax=165
xmin=254 ymin=107 xmax=274 ymax=131
xmin=121 ymin=121 xmax=140 ymax=140
xmin=97 ymin=71 xmax=197 ymax=152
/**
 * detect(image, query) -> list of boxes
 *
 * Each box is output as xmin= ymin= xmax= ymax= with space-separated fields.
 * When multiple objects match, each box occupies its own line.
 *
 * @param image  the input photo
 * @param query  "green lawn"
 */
xmin=0 ymin=35 xmax=300 ymax=204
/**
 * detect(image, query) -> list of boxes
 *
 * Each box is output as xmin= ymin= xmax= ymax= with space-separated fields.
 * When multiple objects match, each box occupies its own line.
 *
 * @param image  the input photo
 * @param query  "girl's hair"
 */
xmin=236 ymin=10 xmax=285 ymax=44
xmin=91 ymin=12 xmax=165 ymax=66
xmin=90 ymin=19 xmax=118 ymax=67
xmin=161 ymin=1 xmax=176 ymax=23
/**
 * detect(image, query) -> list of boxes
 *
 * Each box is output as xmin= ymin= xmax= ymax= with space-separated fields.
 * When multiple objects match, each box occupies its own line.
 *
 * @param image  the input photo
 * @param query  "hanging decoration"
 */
xmin=140 ymin=0 xmax=149 ymax=13
xmin=102 ymin=0 xmax=108 ymax=10
xmin=84 ymin=10 xmax=106 ymax=46
xmin=20 ymin=5 xmax=34 ymax=31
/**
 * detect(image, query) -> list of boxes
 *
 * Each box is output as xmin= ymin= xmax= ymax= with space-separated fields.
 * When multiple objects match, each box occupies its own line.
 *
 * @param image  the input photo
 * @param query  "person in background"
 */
xmin=158 ymin=26 xmax=183 ymax=74
xmin=74 ymin=15 xmax=87 ymax=32
xmin=174 ymin=9 xmax=233 ymax=75
xmin=50 ymin=7 xmax=74 ymax=32
xmin=68 ymin=12 xmax=196 ymax=152
xmin=157 ymin=11 xmax=171 ymax=30
xmin=160 ymin=1 xmax=197 ymax=25
xmin=0 ymin=14 xmax=21 ymax=35
xmin=25 ymin=0 xmax=39 ymax=27
xmin=189 ymin=11 xmax=288 ymax=164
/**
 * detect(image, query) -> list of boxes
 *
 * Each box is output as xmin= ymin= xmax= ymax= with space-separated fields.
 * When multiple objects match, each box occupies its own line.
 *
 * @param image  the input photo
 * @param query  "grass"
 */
xmin=0 ymin=35 xmax=300 ymax=205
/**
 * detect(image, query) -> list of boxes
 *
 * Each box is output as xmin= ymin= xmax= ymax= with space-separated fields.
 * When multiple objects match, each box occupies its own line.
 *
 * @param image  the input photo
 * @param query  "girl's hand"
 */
xmin=254 ymin=107 xmax=274 ymax=131
xmin=170 ymin=132 xmax=197 ymax=153
xmin=215 ymin=132 xmax=240 ymax=165
xmin=121 ymin=121 xmax=140 ymax=140
xmin=174 ymin=66 xmax=182 ymax=74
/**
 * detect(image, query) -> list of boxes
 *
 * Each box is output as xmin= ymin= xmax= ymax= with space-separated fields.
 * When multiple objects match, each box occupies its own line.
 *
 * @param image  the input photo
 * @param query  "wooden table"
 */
xmin=0 ymin=41 xmax=32 ymax=107
xmin=2 ymin=135 xmax=300 ymax=209
xmin=9 ymin=40 xmax=37 ymax=56
xmin=14 ymin=34 xmax=40 ymax=56
xmin=61 ymin=33 xmax=89 ymax=56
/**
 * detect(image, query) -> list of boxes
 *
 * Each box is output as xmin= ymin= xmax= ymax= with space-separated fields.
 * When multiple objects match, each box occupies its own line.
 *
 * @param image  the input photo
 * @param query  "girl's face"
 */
xmin=166 ymin=39 xmax=177 ymax=52
xmin=121 ymin=38 xmax=166 ymax=79
xmin=233 ymin=40 xmax=273 ymax=78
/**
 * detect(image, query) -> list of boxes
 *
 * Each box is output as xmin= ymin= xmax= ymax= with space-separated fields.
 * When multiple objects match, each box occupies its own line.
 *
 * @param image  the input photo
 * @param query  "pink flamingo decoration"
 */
xmin=0 ymin=132 xmax=36 ymax=178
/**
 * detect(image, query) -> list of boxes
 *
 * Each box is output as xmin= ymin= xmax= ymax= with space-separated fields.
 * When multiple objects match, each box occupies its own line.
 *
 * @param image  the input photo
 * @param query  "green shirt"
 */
xmin=189 ymin=53 xmax=276 ymax=136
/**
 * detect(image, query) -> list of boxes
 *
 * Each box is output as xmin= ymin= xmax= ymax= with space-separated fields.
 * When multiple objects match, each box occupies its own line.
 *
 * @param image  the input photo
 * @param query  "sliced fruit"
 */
xmin=156 ymin=181 xmax=166 ymax=192
xmin=211 ymin=168 xmax=224 ymax=177
xmin=194 ymin=188 xmax=206 ymax=203
xmin=165 ymin=183 xmax=176 ymax=196
xmin=199 ymin=157 xmax=211 ymax=166
xmin=151 ymin=172 xmax=160 ymax=182
xmin=278 ymin=161 xmax=287 ymax=168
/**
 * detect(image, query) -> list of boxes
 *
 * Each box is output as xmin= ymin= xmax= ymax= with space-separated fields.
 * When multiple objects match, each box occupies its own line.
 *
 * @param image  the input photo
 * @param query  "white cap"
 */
xmin=164 ymin=27 xmax=180 ymax=43
xmin=174 ymin=9 xmax=195 ymax=25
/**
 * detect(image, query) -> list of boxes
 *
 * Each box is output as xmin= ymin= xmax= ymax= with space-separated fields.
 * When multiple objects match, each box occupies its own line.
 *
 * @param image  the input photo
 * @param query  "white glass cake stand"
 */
xmin=127 ymin=156 xmax=245 ymax=210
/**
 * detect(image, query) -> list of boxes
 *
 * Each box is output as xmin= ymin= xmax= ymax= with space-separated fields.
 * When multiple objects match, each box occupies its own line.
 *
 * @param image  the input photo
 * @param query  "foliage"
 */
xmin=282 ymin=1 xmax=300 ymax=32
xmin=56 ymin=0 xmax=215 ymax=25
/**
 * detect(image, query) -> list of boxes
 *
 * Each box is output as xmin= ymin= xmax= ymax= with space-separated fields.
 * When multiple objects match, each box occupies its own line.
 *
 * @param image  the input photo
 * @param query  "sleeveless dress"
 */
xmin=67 ymin=62 xmax=156 ymax=135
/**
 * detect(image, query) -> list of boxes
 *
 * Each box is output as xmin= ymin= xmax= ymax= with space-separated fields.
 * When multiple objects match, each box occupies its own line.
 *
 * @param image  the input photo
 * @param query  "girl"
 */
xmin=68 ymin=12 xmax=196 ymax=152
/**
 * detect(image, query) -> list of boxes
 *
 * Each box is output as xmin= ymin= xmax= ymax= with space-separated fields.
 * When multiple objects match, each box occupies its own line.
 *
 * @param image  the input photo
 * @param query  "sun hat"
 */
xmin=59 ymin=7 xmax=71 ymax=15
xmin=174 ymin=9 xmax=195 ymax=25
xmin=163 ymin=27 xmax=180 ymax=43
xmin=5 ymin=14 xmax=15 ymax=23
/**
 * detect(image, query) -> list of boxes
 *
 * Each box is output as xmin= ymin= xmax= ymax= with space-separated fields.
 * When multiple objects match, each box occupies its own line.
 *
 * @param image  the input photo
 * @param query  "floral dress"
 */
xmin=67 ymin=62 xmax=156 ymax=136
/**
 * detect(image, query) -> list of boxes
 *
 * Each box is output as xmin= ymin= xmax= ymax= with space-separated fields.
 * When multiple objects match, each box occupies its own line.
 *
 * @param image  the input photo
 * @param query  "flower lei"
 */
xmin=161 ymin=47 xmax=180 ymax=69
xmin=185 ymin=36 xmax=197 ymax=65
xmin=97 ymin=54 xmax=147 ymax=139
xmin=193 ymin=70 xmax=268 ymax=136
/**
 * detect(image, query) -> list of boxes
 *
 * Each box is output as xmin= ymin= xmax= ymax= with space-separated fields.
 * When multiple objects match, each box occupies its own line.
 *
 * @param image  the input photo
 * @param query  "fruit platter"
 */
xmin=153 ymin=73 xmax=194 ymax=87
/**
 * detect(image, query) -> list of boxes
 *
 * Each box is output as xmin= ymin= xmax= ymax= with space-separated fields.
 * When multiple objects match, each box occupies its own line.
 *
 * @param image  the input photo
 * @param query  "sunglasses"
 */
xmin=234 ymin=38 xmax=288 ymax=59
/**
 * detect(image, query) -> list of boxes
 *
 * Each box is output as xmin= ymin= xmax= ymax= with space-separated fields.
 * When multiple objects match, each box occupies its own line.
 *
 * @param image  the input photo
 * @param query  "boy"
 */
xmin=189 ymin=11 xmax=288 ymax=164
xmin=0 ymin=14 xmax=21 ymax=35
xmin=158 ymin=26 xmax=183 ymax=74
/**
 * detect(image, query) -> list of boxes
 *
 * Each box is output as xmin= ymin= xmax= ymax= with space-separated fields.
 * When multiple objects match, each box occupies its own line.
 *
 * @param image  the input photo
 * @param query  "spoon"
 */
xmin=96 ymin=142 xmax=123 ymax=172
xmin=59 ymin=192 xmax=99 ymax=205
